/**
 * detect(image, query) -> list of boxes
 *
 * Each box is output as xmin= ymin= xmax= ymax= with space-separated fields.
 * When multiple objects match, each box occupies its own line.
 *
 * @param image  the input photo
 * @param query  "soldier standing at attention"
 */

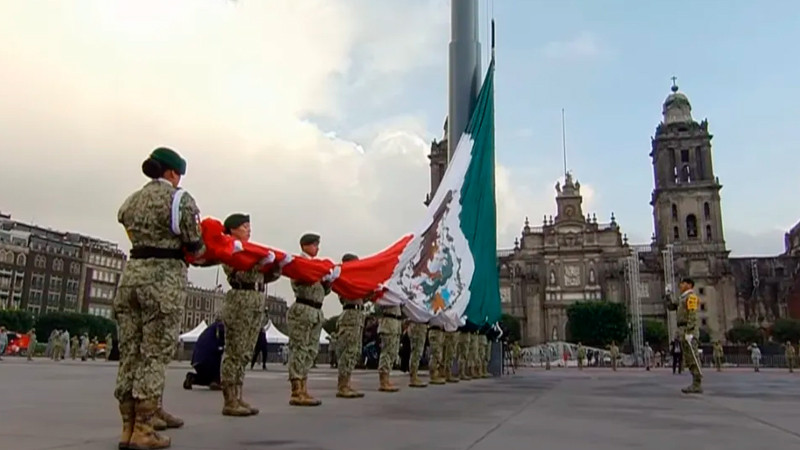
xmin=577 ymin=343 xmax=585 ymax=370
xmin=426 ymin=324 xmax=446 ymax=385
xmin=114 ymin=147 xmax=206 ymax=450
xmin=668 ymin=277 xmax=703 ymax=394
xmin=106 ymin=333 xmax=114 ymax=361
xmin=376 ymin=303 xmax=403 ymax=392
xmin=405 ymin=315 xmax=429 ymax=388
xmin=443 ymin=329 xmax=460 ymax=382
xmin=26 ymin=328 xmax=36 ymax=361
xmin=218 ymin=213 xmax=281 ymax=417
xmin=469 ymin=330 xmax=482 ymax=378
xmin=287 ymin=233 xmax=330 ymax=407
xmin=335 ymin=253 xmax=368 ymax=398
xmin=457 ymin=328 xmax=472 ymax=380
xmin=785 ymin=341 xmax=796 ymax=373
xmin=608 ymin=342 xmax=619 ymax=371
xmin=70 ymin=335 xmax=79 ymax=360
xmin=712 ymin=340 xmax=724 ymax=372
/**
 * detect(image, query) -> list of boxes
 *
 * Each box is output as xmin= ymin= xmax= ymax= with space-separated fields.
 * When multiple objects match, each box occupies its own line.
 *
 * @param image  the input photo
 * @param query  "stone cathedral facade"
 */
xmin=427 ymin=82 xmax=800 ymax=346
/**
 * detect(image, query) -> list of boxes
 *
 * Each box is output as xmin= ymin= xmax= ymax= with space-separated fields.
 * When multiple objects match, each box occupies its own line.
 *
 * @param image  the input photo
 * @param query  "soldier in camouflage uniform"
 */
xmin=335 ymin=253 xmax=368 ymax=398
xmin=26 ymin=328 xmax=36 ymax=361
xmin=470 ymin=331 xmax=482 ymax=378
xmin=377 ymin=304 xmax=402 ymax=392
xmin=712 ymin=340 xmax=724 ymax=372
xmin=577 ymin=342 xmax=586 ymax=370
xmin=443 ymin=330 xmax=459 ymax=382
xmin=113 ymin=147 xmax=205 ymax=449
xmin=479 ymin=328 xmax=491 ymax=377
xmin=608 ymin=342 xmax=619 ymax=371
xmin=406 ymin=317 xmax=429 ymax=388
xmin=218 ymin=214 xmax=282 ymax=417
xmin=668 ymin=277 xmax=703 ymax=394
xmin=106 ymin=333 xmax=114 ymax=361
xmin=426 ymin=325 xmax=446 ymax=384
xmin=287 ymin=233 xmax=331 ymax=407
xmin=785 ymin=341 xmax=796 ymax=373
xmin=457 ymin=328 xmax=472 ymax=380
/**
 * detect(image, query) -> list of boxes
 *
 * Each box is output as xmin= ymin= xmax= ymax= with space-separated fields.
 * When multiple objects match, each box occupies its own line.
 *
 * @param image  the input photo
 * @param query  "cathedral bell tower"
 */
xmin=650 ymin=79 xmax=727 ymax=254
xmin=554 ymin=172 xmax=584 ymax=224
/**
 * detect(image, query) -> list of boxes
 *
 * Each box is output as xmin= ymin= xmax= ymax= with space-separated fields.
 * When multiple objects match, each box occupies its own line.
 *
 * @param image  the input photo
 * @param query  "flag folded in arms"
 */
xmin=185 ymin=59 xmax=500 ymax=331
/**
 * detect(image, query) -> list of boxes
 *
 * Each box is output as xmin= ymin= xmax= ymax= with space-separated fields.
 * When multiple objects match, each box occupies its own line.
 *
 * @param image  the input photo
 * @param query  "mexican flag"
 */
xmin=188 ymin=59 xmax=501 ymax=331
xmin=376 ymin=58 xmax=501 ymax=331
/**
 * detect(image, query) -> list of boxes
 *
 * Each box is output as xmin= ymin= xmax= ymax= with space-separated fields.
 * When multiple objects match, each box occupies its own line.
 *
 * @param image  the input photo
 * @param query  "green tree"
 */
xmin=566 ymin=301 xmax=629 ymax=347
xmin=643 ymin=319 xmax=669 ymax=351
xmin=771 ymin=318 xmax=800 ymax=344
xmin=0 ymin=309 xmax=35 ymax=332
xmin=726 ymin=322 xmax=762 ymax=344
xmin=322 ymin=315 xmax=340 ymax=335
xmin=499 ymin=313 xmax=521 ymax=343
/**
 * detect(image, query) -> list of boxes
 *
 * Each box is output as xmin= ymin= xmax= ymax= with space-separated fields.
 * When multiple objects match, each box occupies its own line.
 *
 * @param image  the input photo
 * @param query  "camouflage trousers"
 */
xmin=457 ymin=332 xmax=471 ymax=376
xmin=428 ymin=328 xmax=445 ymax=374
xmin=336 ymin=309 xmax=365 ymax=377
xmin=469 ymin=333 xmax=481 ymax=373
xmin=481 ymin=335 xmax=491 ymax=371
xmin=679 ymin=331 xmax=702 ymax=383
xmin=378 ymin=316 xmax=402 ymax=374
xmin=113 ymin=264 xmax=185 ymax=402
xmin=443 ymin=331 xmax=458 ymax=375
xmin=221 ymin=289 xmax=264 ymax=386
xmin=287 ymin=301 xmax=324 ymax=380
xmin=407 ymin=322 xmax=428 ymax=373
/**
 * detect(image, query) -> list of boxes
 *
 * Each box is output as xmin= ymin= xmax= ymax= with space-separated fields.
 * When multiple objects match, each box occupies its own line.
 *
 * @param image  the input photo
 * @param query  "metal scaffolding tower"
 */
xmin=662 ymin=244 xmax=677 ymax=340
xmin=750 ymin=259 xmax=760 ymax=323
xmin=626 ymin=247 xmax=644 ymax=366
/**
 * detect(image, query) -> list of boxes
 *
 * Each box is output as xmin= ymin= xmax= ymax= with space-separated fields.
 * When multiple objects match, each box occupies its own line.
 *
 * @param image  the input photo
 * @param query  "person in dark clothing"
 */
xmin=251 ymin=328 xmax=268 ymax=370
xmin=399 ymin=328 xmax=411 ymax=373
xmin=670 ymin=337 xmax=683 ymax=374
xmin=184 ymin=320 xmax=225 ymax=390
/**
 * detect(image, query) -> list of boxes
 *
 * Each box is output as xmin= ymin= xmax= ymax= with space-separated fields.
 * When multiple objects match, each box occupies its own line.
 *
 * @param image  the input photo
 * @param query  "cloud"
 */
xmin=542 ymin=32 xmax=603 ymax=61
xmin=727 ymin=228 xmax=786 ymax=257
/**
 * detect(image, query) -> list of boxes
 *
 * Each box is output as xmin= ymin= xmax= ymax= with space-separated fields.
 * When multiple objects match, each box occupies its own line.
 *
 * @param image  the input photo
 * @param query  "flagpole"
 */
xmin=447 ymin=0 xmax=481 ymax=161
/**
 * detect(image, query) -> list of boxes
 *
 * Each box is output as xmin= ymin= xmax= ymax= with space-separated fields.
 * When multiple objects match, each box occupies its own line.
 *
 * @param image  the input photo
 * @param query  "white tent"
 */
xmin=319 ymin=328 xmax=331 ymax=344
xmin=263 ymin=320 xmax=289 ymax=344
xmin=179 ymin=320 xmax=207 ymax=343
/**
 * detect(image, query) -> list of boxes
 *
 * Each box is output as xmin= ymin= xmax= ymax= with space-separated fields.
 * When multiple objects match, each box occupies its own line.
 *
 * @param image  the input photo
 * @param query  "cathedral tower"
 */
xmin=650 ymin=80 xmax=727 ymax=255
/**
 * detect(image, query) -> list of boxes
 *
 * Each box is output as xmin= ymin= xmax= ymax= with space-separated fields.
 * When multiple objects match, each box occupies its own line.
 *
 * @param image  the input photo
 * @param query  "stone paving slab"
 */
xmin=1 ymin=358 xmax=799 ymax=450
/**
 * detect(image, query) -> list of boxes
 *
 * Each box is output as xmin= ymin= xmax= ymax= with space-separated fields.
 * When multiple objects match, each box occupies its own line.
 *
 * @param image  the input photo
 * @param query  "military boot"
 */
xmin=429 ymin=366 xmax=447 ymax=385
xmin=221 ymin=384 xmax=250 ymax=416
xmin=155 ymin=399 xmax=183 ymax=429
xmin=182 ymin=373 xmax=193 ymax=390
xmin=336 ymin=374 xmax=361 ymax=398
xmin=128 ymin=399 xmax=170 ymax=450
xmin=681 ymin=374 xmax=704 ymax=394
xmin=408 ymin=368 xmax=428 ymax=388
xmin=288 ymin=379 xmax=303 ymax=406
xmin=379 ymin=371 xmax=399 ymax=392
xmin=297 ymin=378 xmax=322 ymax=406
xmin=345 ymin=374 xmax=365 ymax=398
xmin=459 ymin=366 xmax=471 ymax=381
xmin=446 ymin=366 xmax=460 ymax=383
xmin=117 ymin=396 xmax=135 ymax=450
xmin=236 ymin=384 xmax=259 ymax=415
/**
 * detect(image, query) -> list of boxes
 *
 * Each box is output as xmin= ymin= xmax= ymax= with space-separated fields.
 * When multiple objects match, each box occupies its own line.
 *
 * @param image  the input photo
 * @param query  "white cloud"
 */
xmin=542 ymin=32 xmax=603 ymax=61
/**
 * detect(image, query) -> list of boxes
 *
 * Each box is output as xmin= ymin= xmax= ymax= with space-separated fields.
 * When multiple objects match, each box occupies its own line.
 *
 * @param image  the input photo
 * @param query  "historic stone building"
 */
xmin=182 ymin=284 xmax=223 ymax=333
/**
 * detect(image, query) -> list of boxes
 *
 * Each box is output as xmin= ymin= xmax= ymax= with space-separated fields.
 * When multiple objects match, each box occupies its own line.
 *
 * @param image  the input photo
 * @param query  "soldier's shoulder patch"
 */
xmin=686 ymin=294 xmax=699 ymax=311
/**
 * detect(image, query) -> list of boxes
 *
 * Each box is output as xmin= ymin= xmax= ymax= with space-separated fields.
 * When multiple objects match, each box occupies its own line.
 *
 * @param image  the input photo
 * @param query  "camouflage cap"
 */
xmin=300 ymin=233 xmax=320 ymax=246
xmin=149 ymin=147 xmax=187 ymax=175
xmin=341 ymin=253 xmax=359 ymax=262
xmin=223 ymin=213 xmax=250 ymax=232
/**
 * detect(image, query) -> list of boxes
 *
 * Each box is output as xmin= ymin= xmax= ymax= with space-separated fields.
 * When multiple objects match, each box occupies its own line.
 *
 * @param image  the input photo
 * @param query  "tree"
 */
xmin=0 ymin=309 xmax=35 ymax=332
xmin=643 ymin=319 xmax=669 ymax=351
xmin=771 ymin=318 xmax=800 ymax=344
xmin=566 ymin=301 xmax=629 ymax=347
xmin=726 ymin=322 xmax=762 ymax=345
xmin=499 ymin=313 xmax=521 ymax=343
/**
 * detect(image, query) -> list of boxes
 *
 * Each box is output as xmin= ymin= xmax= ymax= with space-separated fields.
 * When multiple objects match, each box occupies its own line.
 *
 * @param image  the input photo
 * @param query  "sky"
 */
xmin=1 ymin=1 xmax=798 ymax=318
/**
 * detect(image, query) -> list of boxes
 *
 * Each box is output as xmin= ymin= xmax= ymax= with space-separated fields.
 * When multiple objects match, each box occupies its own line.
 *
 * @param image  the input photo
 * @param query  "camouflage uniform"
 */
xmin=577 ymin=343 xmax=586 ymax=370
xmin=336 ymin=287 xmax=366 ymax=398
xmin=287 ymin=261 xmax=328 ymax=406
xmin=457 ymin=330 xmax=472 ymax=380
xmin=712 ymin=341 xmax=724 ymax=371
xmin=70 ymin=336 xmax=79 ymax=360
xmin=106 ymin=333 xmax=113 ymax=361
xmin=479 ymin=333 xmax=490 ymax=377
xmin=407 ymin=321 xmax=429 ymax=388
xmin=114 ymin=147 xmax=205 ymax=450
xmin=220 ymin=264 xmax=280 ymax=416
xmin=26 ymin=330 xmax=36 ymax=361
xmin=785 ymin=342 xmax=796 ymax=373
xmin=671 ymin=287 xmax=702 ymax=393
xmin=427 ymin=326 xmax=446 ymax=384
xmin=469 ymin=332 xmax=481 ymax=378
xmin=609 ymin=343 xmax=619 ymax=371
xmin=443 ymin=331 xmax=459 ymax=382
xmin=377 ymin=305 xmax=402 ymax=392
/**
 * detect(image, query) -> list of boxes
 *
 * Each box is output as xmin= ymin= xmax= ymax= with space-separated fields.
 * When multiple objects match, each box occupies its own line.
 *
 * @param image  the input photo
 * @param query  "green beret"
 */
xmin=150 ymin=147 xmax=187 ymax=175
xmin=300 ymin=233 xmax=320 ymax=246
xmin=223 ymin=213 xmax=250 ymax=232
xmin=341 ymin=253 xmax=358 ymax=262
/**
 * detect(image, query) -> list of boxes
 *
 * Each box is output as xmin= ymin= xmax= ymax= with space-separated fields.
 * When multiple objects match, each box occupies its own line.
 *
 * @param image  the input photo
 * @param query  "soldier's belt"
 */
xmin=342 ymin=304 xmax=364 ymax=311
xmin=228 ymin=281 xmax=264 ymax=292
xmin=296 ymin=298 xmax=322 ymax=309
xmin=130 ymin=247 xmax=184 ymax=260
xmin=382 ymin=313 xmax=402 ymax=320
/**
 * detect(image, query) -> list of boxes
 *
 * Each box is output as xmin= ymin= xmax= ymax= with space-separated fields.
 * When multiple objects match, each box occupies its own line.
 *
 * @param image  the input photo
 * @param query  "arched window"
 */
xmin=703 ymin=202 xmax=711 ymax=220
xmin=681 ymin=164 xmax=692 ymax=182
xmin=673 ymin=226 xmax=680 ymax=240
xmin=16 ymin=254 xmax=26 ymax=266
xmin=4 ymin=251 xmax=13 ymax=264
xmin=671 ymin=204 xmax=678 ymax=220
xmin=705 ymin=225 xmax=712 ymax=241
xmin=686 ymin=214 xmax=698 ymax=239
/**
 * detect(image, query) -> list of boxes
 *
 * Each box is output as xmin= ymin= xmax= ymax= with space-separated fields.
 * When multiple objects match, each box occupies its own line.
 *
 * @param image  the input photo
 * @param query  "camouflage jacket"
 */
xmin=676 ymin=289 xmax=699 ymax=335
xmin=290 ymin=253 xmax=330 ymax=302
xmin=713 ymin=342 xmax=723 ymax=357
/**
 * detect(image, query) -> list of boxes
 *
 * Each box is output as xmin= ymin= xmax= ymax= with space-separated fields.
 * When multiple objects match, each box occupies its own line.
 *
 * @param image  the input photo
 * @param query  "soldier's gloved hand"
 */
xmin=279 ymin=254 xmax=294 ymax=268
xmin=685 ymin=334 xmax=694 ymax=343
xmin=232 ymin=240 xmax=244 ymax=253
xmin=322 ymin=265 xmax=341 ymax=283
xmin=258 ymin=251 xmax=276 ymax=266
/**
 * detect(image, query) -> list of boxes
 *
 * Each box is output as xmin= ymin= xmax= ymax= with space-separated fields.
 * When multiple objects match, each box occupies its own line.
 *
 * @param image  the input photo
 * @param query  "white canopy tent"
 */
xmin=319 ymin=328 xmax=331 ymax=344
xmin=178 ymin=320 xmax=207 ymax=343
xmin=264 ymin=320 xmax=289 ymax=344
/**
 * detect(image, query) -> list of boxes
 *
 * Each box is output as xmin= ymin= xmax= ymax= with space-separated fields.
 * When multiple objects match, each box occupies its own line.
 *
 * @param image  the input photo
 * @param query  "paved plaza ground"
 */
xmin=1 ymin=358 xmax=799 ymax=450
